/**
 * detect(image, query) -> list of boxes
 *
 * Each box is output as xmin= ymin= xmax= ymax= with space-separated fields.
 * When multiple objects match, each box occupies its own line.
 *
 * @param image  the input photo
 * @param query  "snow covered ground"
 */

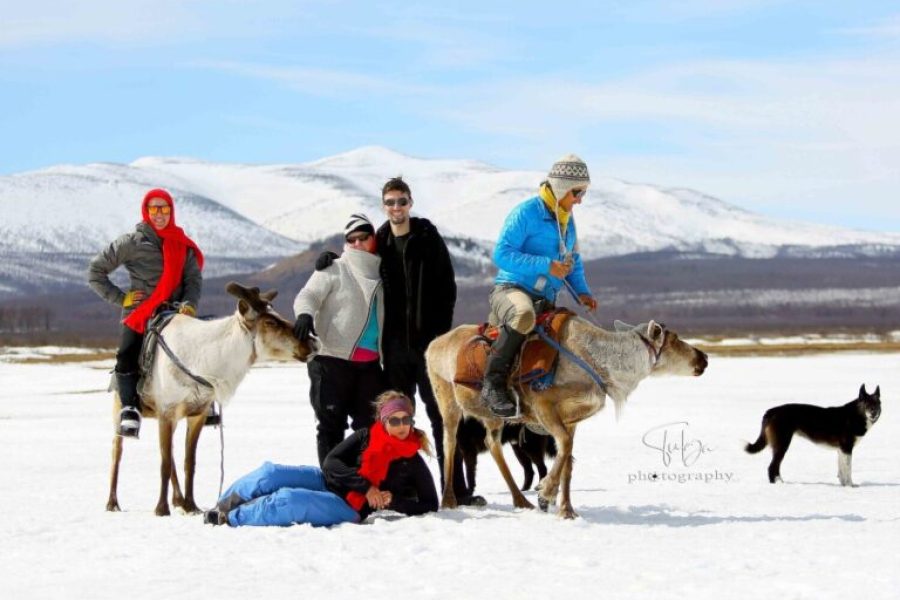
xmin=1 ymin=350 xmax=898 ymax=599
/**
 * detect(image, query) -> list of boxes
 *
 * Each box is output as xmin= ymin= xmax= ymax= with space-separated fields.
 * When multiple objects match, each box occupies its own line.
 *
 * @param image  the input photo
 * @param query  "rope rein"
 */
xmin=562 ymin=278 xmax=602 ymax=327
xmin=533 ymin=324 xmax=607 ymax=393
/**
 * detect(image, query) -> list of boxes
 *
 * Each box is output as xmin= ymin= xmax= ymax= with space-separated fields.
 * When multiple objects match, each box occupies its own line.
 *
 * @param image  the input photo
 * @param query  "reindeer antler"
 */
xmin=226 ymin=282 xmax=273 ymax=313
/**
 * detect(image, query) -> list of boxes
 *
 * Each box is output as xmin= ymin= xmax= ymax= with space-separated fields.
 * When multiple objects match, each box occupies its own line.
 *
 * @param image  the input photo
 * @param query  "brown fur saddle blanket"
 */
xmin=453 ymin=308 xmax=575 ymax=391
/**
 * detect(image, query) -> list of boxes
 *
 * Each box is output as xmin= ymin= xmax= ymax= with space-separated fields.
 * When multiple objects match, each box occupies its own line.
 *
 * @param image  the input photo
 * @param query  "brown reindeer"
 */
xmin=426 ymin=318 xmax=707 ymax=519
xmin=106 ymin=282 xmax=315 ymax=516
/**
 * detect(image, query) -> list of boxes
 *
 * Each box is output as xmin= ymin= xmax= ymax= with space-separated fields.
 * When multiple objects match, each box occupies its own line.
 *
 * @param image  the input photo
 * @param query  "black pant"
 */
xmin=115 ymin=325 xmax=144 ymax=375
xmin=307 ymin=355 xmax=386 ymax=466
xmin=384 ymin=342 xmax=468 ymax=496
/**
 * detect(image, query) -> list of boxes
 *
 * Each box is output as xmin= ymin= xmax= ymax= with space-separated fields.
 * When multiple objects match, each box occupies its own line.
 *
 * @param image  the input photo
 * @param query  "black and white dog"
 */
xmin=745 ymin=384 xmax=882 ymax=486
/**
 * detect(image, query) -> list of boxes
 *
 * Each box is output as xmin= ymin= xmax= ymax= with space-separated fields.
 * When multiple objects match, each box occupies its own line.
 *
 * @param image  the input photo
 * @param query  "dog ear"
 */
xmin=646 ymin=320 xmax=664 ymax=341
xmin=614 ymin=320 xmax=635 ymax=332
xmin=859 ymin=383 xmax=868 ymax=398
xmin=874 ymin=385 xmax=880 ymax=398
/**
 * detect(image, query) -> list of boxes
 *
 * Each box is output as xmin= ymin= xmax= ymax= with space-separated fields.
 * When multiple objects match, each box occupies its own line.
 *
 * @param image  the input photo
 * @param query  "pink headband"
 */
xmin=380 ymin=397 xmax=413 ymax=422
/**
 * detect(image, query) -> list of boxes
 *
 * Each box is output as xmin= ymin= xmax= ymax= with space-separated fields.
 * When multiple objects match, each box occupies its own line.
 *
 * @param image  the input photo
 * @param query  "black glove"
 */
xmin=315 ymin=251 xmax=338 ymax=271
xmin=293 ymin=314 xmax=316 ymax=342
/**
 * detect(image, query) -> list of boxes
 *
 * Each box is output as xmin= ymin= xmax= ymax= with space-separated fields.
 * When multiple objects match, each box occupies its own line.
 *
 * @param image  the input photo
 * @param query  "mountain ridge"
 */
xmin=3 ymin=146 xmax=900 ymax=298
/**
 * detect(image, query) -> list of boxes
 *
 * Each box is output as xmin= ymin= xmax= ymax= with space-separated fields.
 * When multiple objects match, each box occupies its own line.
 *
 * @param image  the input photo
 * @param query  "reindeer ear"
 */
xmin=646 ymin=320 xmax=664 ymax=341
xmin=614 ymin=320 xmax=635 ymax=332
xmin=238 ymin=299 xmax=251 ymax=316
xmin=260 ymin=289 xmax=278 ymax=303
xmin=226 ymin=281 xmax=247 ymax=298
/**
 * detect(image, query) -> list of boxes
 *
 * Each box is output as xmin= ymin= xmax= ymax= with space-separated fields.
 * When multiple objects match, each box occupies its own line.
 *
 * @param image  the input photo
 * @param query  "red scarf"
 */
xmin=123 ymin=189 xmax=205 ymax=334
xmin=346 ymin=422 xmax=422 ymax=511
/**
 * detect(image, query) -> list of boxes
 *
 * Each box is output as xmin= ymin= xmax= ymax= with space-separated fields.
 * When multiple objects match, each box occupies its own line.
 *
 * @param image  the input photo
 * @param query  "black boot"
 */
xmin=203 ymin=509 xmax=228 ymax=526
xmin=116 ymin=370 xmax=142 ymax=438
xmin=480 ymin=327 xmax=526 ymax=418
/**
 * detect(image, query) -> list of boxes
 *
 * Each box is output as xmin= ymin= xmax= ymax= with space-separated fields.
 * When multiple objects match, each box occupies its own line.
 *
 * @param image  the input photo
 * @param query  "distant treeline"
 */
xmin=0 ymin=305 xmax=54 ymax=333
xmin=2 ymin=251 xmax=900 ymax=346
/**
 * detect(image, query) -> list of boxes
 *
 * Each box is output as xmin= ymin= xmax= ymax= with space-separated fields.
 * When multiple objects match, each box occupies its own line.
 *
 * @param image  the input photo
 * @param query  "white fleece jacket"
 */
xmin=292 ymin=247 xmax=384 ymax=361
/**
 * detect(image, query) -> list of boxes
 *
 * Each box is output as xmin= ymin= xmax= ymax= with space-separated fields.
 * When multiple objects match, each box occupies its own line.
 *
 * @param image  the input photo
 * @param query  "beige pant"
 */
xmin=488 ymin=286 xmax=541 ymax=334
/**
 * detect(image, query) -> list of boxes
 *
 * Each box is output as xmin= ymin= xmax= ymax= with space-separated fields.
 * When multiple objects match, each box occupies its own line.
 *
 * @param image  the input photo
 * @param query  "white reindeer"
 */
xmin=106 ymin=282 xmax=316 ymax=516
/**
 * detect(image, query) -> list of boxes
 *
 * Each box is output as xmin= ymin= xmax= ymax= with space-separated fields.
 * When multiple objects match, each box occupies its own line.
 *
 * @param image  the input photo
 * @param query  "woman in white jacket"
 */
xmin=293 ymin=214 xmax=386 ymax=465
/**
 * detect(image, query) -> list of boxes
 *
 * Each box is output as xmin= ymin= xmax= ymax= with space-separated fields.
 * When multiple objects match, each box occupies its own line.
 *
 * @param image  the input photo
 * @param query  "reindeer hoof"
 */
xmin=441 ymin=497 xmax=459 ymax=510
xmin=558 ymin=507 xmax=578 ymax=520
xmin=106 ymin=502 xmax=121 ymax=512
xmin=155 ymin=505 xmax=171 ymax=517
xmin=181 ymin=501 xmax=201 ymax=514
xmin=512 ymin=491 xmax=535 ymax=509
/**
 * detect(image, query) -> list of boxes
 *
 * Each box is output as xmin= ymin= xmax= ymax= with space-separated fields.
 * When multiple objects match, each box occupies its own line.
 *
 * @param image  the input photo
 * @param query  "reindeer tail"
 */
xmin=744 ymin=416 xmax=770 ymax=454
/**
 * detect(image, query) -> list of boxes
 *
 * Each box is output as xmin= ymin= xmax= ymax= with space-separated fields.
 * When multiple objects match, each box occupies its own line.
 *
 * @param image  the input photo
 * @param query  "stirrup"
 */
xmin=204 ymin=404 xmax=221 ymax=427
xmin=117 ymin=407 xmax=141 ymax=439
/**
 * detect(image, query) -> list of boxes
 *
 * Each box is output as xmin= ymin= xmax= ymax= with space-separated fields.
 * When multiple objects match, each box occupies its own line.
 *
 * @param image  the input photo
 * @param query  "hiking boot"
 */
xmin=203 ymin=509 xmax=228 ymax=526
xmin=118 ymin=406 xmax=141 ymax=438
xmin=116 ymin=370 xmax=142 ymax=438
xmin=480 ymin=326 xmax=526 ymax=418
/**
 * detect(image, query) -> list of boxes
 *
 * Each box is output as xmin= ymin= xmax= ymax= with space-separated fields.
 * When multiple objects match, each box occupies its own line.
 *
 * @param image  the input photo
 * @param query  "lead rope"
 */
xmin=563 ymin=278 xmax=603 ymax=327
xmin=551 ymin=188 xmax=603 ymax=329
xmin=216 ymin=401 xmax=225 ymax=500
xmin=533 ymin=324 xmax=607 ymax=393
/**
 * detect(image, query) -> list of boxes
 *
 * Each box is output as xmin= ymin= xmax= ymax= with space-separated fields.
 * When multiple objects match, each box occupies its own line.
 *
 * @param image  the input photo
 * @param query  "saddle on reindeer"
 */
xmin=453 ymin=308 xmax=576 ymax=394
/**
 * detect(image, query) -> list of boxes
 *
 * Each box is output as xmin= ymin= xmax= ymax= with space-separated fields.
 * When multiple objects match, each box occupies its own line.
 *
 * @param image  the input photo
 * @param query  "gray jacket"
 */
xmin=293 ymin=247 xmax=383 ymax=361
xmin=87 ymin=221 xmax=202 ymax=318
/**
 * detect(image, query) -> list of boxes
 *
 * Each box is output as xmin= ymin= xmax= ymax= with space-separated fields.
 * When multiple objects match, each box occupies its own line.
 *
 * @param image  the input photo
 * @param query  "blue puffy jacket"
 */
xmin=493 ymin=196 xmax=591 ymax=302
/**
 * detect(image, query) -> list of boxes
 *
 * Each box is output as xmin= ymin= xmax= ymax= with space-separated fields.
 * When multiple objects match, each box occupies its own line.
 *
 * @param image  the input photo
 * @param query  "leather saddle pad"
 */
xmin=453 ymin=308 xmax=574 ymax=390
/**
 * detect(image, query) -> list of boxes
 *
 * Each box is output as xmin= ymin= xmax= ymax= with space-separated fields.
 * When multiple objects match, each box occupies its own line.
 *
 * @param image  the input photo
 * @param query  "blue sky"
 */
xmin=2 ymin=0 xmax=899 ymax=231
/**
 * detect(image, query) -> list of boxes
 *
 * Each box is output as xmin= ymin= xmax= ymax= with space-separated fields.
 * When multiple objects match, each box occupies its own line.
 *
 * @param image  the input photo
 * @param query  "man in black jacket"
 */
xmin=318 ymin=177 xmax=480 ymax=504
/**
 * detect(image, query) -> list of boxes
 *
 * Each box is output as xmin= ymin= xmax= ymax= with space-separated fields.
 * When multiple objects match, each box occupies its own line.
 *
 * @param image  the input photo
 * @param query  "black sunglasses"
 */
xmin=571 ymin=188 xmax=587 ymax=199
xmin=383 ymin=198 xmax=410 ymax=207
xmin=346 ymin=232 xmax=371 ymax=243
xmin=386 ymin=415 xmax=414 ymax=427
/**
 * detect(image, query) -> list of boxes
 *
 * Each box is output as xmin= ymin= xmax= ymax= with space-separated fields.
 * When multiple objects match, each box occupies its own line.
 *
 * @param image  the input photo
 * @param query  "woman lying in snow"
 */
xmin=204 ymin=391 xmax=438 ymax=527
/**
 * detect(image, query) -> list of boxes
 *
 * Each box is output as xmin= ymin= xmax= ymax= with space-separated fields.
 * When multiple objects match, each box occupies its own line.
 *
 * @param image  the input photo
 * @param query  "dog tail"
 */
xmin=744 ymin=416 xmax=770 ymax=454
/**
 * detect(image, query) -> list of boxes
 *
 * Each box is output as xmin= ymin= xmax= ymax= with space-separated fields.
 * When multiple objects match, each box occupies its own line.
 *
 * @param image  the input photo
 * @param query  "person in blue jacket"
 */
xmin=203 ymin=391 xmax=437 ymax=527
xmin=482 ymin=154 xmax=599 ymax=418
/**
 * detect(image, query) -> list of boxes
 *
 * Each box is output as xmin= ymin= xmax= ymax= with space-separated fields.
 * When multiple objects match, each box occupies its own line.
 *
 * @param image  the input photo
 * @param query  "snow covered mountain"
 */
xmin=122 ymin=146 xmax=900 ymax=258
xmin=2 ymin=146 xmax=900 ymax=298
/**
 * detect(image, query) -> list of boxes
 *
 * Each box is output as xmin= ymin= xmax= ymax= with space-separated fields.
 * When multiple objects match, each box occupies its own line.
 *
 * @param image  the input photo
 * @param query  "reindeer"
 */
xmin=106 ymin=282 xmax=315 ymax=516
xmin=426 ymin=318 xmax=708 ymax=519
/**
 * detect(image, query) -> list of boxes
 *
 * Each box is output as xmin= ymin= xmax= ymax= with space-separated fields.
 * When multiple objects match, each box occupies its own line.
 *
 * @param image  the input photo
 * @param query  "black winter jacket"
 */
xmin=376 ymin=217 xmax=456 ymax=353
xmin=322 ymin=428 xmax=438 ymax=520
